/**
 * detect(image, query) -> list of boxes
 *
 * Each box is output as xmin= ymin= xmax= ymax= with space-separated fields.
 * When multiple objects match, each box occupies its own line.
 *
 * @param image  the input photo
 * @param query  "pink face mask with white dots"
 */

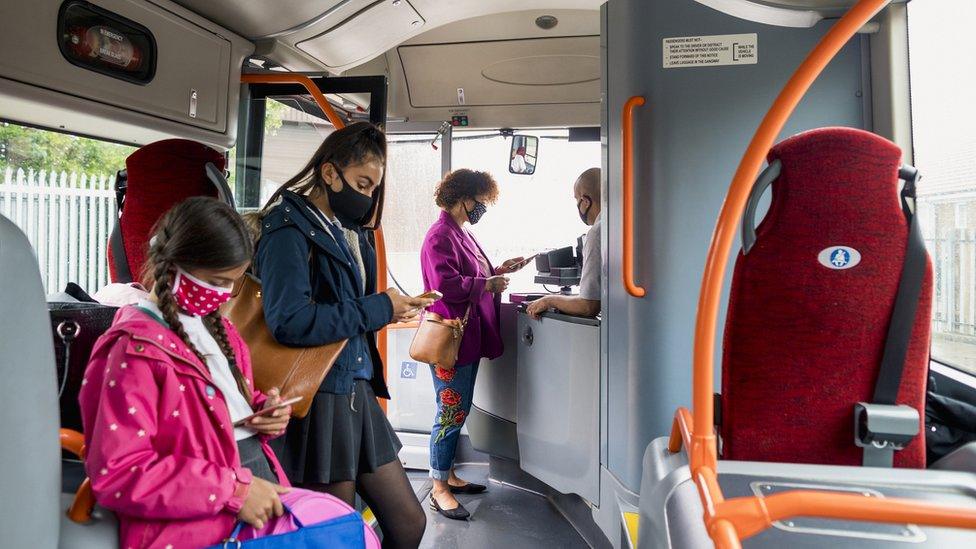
xmin=172 ymin=268 xmax=233 ymax=317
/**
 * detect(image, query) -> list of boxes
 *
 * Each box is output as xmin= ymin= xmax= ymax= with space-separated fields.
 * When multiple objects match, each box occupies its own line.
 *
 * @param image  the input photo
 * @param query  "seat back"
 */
xmin=0 ymin=214 xmax=61 ymax=548
xmin=721 ymin=127 xmax=932 ymax=468
xmin=108 ymin=139 xmax=225 ymax=283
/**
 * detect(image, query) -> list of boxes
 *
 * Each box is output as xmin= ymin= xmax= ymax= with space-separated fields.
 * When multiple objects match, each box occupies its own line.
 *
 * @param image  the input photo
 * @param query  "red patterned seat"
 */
xmin=721 ymin=127 xmax=932 ymax=468
xmin=108 ymin=139 xmax=225 ymax=282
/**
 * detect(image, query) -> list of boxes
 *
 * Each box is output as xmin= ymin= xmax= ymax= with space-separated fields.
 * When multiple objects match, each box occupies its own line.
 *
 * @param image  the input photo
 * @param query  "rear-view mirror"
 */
xmin=509 ymin=135 xmax=538 ymax=175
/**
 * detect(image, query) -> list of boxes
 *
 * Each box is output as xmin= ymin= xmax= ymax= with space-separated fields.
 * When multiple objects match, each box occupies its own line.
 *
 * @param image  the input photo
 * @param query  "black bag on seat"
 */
xmin=926 ymin=373 xmax=976 ymax=465
xmin=49 ymin=301 xmax=118 ymax=434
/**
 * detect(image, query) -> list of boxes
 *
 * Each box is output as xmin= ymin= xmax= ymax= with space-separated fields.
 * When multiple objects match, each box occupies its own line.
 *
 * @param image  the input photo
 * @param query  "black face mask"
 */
xmin=466 ymin=200 xmax=488 ymax=224
xmin=577 ymin=195 xmax=593 ymax=224
xmin=326 ymin=167 xmax=373 ymax=223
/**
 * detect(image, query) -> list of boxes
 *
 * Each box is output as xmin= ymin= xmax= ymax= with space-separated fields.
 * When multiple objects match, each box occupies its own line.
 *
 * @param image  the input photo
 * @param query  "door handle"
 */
xmin=623 ymin=96 xmax=647 ymax=298
xmin=522 ymin=326 xmax=534 ymax=347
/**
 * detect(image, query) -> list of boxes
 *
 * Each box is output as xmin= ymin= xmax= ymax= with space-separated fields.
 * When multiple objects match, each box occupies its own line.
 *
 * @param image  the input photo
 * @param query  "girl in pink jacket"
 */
xmin=79 ymin=197 xmax=379 ymax=549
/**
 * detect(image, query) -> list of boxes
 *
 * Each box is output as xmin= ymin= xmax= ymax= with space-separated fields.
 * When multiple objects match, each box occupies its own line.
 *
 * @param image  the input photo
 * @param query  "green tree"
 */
xmin=0 ymin=122 xmax=134 ymax=184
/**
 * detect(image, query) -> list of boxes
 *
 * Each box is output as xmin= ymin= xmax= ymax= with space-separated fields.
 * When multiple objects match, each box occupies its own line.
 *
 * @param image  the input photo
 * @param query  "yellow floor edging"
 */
xmin=623 ymin=511 xmax=640 ymax=549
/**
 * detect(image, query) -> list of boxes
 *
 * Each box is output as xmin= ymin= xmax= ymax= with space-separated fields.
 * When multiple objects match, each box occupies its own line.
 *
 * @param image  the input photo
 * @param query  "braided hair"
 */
xmin=144 ymin=197 xmax=254 ymax=403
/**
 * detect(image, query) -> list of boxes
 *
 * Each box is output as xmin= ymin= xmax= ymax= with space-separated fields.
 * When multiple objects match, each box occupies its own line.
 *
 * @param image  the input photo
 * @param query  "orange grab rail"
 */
xmin=60 ymin=428 xmax=85 ymax=459
xmin=60 ymin=428 xmax=96 ymax=523
xmin=240 ymin=73 xmax=345 ymax=129
xmin=671 ymin=0 xmax=976 ymax=546
xmin=374 ymin=226 xmax=389 ymax=413
xmin=622 ymin=96 xmax=646 ymax=298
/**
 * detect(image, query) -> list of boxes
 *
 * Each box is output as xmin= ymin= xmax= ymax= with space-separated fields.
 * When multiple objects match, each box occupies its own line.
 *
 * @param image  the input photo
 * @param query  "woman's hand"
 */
xmin=385 ymin=288 xmax=435 ymax=323
xmin=237 ymin=477 xmax=290 ymax=530
xmin=247 ymin=387 xmax=291 ymax=436
xmin=495 ymin=257 xmax=527 ymax=275
xmin=485 ymin=276 xmax=509 ymax=294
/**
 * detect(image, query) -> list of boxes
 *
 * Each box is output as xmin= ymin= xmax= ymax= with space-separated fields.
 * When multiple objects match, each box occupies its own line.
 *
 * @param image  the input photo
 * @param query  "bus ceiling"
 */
xmin=0 ymin=0 xmax=907 ymax=147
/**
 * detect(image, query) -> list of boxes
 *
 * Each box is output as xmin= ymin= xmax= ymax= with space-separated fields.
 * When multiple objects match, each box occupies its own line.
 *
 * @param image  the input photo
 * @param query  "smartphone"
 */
xmin=511 ymin=254 xmax=539 ymax=271
xmin=416 ymin=290 xmax=443 ymax=301
xmin=234 ymin=396 xmax=303 ymax=427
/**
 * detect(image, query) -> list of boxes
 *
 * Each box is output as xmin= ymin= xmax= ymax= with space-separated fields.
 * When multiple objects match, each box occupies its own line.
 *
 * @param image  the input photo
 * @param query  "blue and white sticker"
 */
xmin=818 ymin=246 xmax=861 ymax=270
xmin=400 ymin=361 xmax=418 ymax=380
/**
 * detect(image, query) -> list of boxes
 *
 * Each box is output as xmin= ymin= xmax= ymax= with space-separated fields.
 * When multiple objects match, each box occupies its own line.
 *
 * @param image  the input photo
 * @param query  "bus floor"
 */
xmin=409 ymin=463 xmax=590 ymax=549
xmin=62 ymin=459 xmax=589 ymax=547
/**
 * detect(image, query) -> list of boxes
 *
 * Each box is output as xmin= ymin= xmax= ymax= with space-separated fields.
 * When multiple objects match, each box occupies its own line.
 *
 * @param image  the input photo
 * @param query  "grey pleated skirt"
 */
xmin=272 ymin=379 xmax=402 ymax=485
xmin=237 ymin=436 xmax=279 ymax=483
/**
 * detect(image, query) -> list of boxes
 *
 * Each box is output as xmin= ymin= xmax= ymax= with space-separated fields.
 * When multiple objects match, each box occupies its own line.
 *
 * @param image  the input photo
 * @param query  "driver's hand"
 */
xmin=526 ymin=297 xmax=552 ymax=319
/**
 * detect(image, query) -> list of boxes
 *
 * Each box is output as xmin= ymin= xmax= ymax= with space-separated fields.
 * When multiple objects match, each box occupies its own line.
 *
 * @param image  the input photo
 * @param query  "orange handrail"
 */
xmin=60 ymin=428 xmax=96 ymax=523
xmin=690 ymin=0 xmax=890 ymax=475
xmin=375 ymin=226 xmax=389 ymax=413
xmin=670 ymin=0 xmax=976 ymax=545
xmin=622 ymin=96 xmax=646 ymax=298
xmin=60 ymin=428 xmax=85 ymax=459
xmin=240 ymin=73 xmax=345 ymax=129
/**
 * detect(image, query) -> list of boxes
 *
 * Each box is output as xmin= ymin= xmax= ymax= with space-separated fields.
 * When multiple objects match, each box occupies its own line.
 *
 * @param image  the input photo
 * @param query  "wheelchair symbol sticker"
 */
xmin=818 ymin=246 xmax=861 ymax=270
xmin=400 ymin=362 xmax=418 ymax=380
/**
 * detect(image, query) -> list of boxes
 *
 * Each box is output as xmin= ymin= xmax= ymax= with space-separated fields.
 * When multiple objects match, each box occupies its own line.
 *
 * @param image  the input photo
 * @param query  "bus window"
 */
xmin=909 ymin=0 xmax=976 ymax=375
xmin=0 ymin=121 xmax=134 ymax=292
xmin=383 ymin=134 xmax=443 ymax=296
xmin=452 ymin=129 xmax=601 ymax=294
xmin=381 ymin=133 xmax=443 ymax=434
xmin=233 ymin=98 xmax=336 ymax=210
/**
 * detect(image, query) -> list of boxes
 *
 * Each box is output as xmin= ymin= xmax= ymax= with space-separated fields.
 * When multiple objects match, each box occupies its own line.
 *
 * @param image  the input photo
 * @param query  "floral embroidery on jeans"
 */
xmin=434 ymin=388 xmax=463 ymax=443
xmin=435 ymin=367 xmax=456 ymax=382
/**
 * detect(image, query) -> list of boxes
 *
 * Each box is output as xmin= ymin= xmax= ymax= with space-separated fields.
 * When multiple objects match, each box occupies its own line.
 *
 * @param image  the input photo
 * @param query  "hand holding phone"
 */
xmin=512 ymin=254 xmax=539 ymax=271
xmin=416 ymin=290 xmax=443 ymax=301
xmin=498 ymin=254 xmax=538 ymax=274
xmin=234 ymin=396 xmax=303 ymax=427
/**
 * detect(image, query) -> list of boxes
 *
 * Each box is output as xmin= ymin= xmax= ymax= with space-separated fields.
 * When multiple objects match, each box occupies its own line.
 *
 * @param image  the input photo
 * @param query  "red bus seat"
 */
xmin=721 ymin=127 xmax=932 ymax=468
xmin=107 ymin=139 xmax=227 ymax=283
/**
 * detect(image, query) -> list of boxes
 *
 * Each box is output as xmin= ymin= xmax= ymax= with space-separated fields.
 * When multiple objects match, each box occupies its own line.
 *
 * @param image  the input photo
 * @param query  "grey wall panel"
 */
xmin=472 ymin=302 xmax=519 ymax=423
xmin=605 ymin=0 xmax=866 ymax=491
xmin=517 ymin=312 xmax=601 ymax=504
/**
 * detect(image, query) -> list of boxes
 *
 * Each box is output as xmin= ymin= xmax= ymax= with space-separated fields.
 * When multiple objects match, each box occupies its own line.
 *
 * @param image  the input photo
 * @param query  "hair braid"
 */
xmin=203 ymin=312 xmax=253 ymax=404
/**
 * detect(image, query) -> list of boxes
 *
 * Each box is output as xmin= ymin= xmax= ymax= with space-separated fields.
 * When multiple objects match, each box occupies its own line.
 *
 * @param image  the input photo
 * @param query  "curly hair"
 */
xmin=434 ymin=169 xmax=500 ymax=209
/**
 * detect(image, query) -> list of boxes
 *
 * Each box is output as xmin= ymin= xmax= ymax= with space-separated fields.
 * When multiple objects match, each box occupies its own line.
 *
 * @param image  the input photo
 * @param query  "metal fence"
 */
xmin=0 ymin=167 xmax=116 ymax=293
xmin=926 ymin=228 xmax=976 ymax=340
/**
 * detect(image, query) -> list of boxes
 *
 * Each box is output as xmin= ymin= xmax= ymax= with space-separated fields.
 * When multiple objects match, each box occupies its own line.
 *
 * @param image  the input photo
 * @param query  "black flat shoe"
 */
xmin=430 ymin=494 xmax=470 ymax=520
xmin=449 ymin=482 xmax=487 ymax=495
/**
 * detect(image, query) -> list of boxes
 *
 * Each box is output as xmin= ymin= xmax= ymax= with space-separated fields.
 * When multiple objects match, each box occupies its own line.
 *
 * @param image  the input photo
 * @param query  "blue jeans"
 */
xmin=429 ymin=361 xmax=479 ymax=480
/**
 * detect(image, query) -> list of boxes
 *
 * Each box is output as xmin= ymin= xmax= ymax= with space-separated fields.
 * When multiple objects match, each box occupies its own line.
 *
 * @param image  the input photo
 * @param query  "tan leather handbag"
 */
xmin=409 ymin=306 xmax=471 ymax=370
xmin=223 ymin=273 xmax=345 ymax=418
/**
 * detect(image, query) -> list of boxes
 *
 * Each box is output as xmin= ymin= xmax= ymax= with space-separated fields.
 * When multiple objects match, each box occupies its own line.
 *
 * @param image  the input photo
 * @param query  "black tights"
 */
xmin=305 ymin=459 xmax=426 ymax=549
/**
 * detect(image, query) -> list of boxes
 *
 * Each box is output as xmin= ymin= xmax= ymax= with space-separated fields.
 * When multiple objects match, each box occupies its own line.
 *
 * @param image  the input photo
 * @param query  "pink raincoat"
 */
xmin=79 ymin=306 xmax=307 ymax=548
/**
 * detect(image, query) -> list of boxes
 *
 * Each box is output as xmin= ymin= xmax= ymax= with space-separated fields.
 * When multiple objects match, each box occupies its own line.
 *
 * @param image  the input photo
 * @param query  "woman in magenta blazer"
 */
xmin=419 ymin=169 xmax=526 ymax=520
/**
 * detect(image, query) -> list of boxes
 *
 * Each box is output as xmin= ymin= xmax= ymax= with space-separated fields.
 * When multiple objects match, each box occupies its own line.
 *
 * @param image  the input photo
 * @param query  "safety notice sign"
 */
xmin=662 ymin=34 xmax=758 ymax=69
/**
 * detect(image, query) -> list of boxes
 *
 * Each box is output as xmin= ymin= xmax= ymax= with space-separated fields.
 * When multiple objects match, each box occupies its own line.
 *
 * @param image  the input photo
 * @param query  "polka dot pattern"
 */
xmin=172 ymin=269 xmax=232 ymax=317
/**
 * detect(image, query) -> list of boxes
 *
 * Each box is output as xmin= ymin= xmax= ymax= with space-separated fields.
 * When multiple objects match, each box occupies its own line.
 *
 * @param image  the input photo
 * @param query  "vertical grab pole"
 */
xmin=374 ymin=226 xmax=389 ymax=414
xmin=622 ymin=96 xmax=647 ymax=298
xmin=688 ymin=0 xmax=892 ymax=477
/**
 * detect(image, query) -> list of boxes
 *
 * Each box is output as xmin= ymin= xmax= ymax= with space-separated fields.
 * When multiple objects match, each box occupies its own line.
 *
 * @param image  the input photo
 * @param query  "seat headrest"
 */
xmin=0 ymin=215 xmax=61 ymax=547
xmin=764 ymin=127 xmax=906 ymax=236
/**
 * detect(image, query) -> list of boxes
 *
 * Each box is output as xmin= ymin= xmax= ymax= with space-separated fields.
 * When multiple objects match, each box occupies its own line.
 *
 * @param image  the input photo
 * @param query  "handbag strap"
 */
xmin=55 ymin=320 xmax=80 ymax=398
